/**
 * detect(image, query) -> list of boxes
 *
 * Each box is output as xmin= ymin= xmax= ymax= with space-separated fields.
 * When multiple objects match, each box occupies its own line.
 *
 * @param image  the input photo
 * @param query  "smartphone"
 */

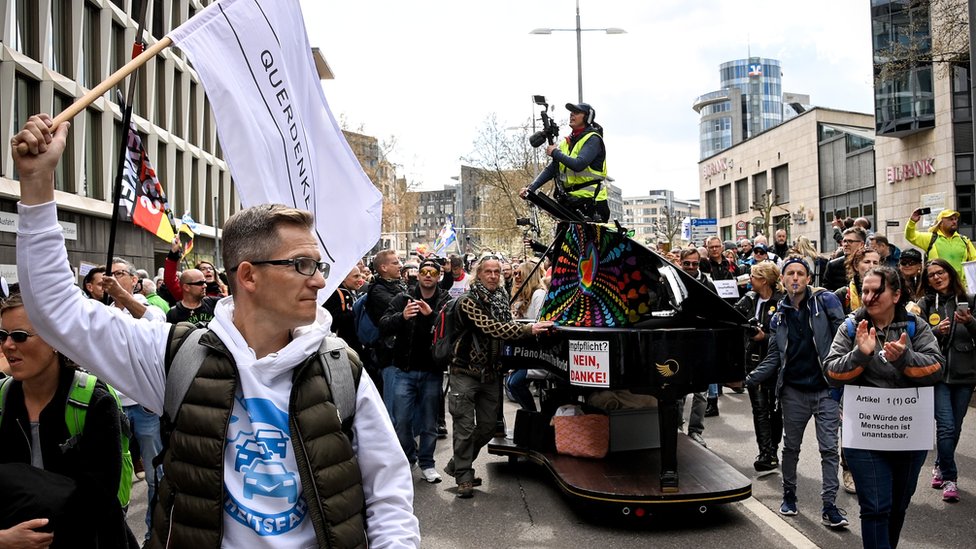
xmin=958 ymin=302 xmax=969 ymax=313
xmin=917 ymin=207 xmax=932 ymax=216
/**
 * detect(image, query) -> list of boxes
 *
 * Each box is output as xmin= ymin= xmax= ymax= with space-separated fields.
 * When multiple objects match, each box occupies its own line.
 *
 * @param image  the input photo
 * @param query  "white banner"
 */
xmin=842 ymin=385 xmax=935 ymax=451
xmin=169 ymin=0 xmax=382 ymax=302
xmin=713 ymin=279 xmax=738 ymax=299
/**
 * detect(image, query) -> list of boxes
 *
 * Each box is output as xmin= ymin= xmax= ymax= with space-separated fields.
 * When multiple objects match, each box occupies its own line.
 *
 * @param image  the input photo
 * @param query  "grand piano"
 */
xmin=487 ymin=191 xmax=753 ymax=515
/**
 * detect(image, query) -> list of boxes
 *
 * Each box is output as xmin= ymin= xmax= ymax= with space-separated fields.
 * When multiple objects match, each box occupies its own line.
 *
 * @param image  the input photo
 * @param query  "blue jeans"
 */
xmin=392 ymin=369 xmax=441 ymax=469
xmin=779 ymin=385 xmax=840 ymax=503
xmin=506 ymin=369 xmax=536 ymax=412
xmin=381 ymin=366 xmax=398 ymax=420
xmin=124 ymin=405 xmax=163 ymax=538
xmin=845 ymin=447 xmax=927 ymax=549
xmin=934 ymin=382 xmax=975 ymax=482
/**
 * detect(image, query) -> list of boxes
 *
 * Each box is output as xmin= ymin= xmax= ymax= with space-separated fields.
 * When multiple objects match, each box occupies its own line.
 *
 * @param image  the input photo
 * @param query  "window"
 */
xmin=203 ymin=100 xmax=213 ymax=152
xmin=705 ymin=189 xmax=717 ymax=219
xmin=47 ymin=0 xmax=70 ymax=75
xmin=189 ymin=81 xmax=199 ymax=144
xmin=173 ymin=70 xmax=184 ymax=138
xmin=205 ymin=165 xmax=214 ymax=226
xmin=110 ymin=22 xmax=126 ymax=76
xmin=13 ymin=75 xmax=40 ymax=179
xmin=155 ymin=60 xmax=167 ymax=126
xmin=53 ymin=92 xmax=75 ymax=192
xmin=735 ymin=178 xmax=748 ymax=214
xmin=12 ymin=0 xmax=39 ymax=59
xmin=174 ymin=150 xmax=184 ymax=215
xmin=753 ymin=172 xmax=768 ymax=205
xmin=773 ymin=164 xmax=790 ymax=204
xmin=719 ymin=184 xmax=732 ymax=218
xmin=81 ymin=3 xmax=101 ymax=89
xmin=83 ymin=109 xmax=103 ymax=199
xmin=191 ymin=157 xmax=201 ymax=221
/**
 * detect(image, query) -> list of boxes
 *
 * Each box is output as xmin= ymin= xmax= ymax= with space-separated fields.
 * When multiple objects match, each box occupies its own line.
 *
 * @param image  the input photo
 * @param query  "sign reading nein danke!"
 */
xmin=568 ymin=340 xmax=610 ymax=388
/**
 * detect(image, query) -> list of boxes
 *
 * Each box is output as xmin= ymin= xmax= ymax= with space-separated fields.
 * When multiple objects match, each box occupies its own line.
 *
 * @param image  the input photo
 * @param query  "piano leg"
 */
xmin=658 ymin=391 xmax=679 ymax=493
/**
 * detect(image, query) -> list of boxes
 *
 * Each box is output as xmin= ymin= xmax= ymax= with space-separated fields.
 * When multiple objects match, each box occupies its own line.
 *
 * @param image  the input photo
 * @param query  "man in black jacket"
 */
xmin=379 ymin=259 xmax=450 ymax=484
xmin=365 ymin=250 xmax=406 ymax=411
xmin=822 ymin=227 xmax=865 ymax=291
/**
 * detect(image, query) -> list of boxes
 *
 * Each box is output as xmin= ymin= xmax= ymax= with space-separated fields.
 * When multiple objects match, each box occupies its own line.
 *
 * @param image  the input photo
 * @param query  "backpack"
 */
xmin=352 ymin=292 xmax=381 ymax=346
xmin=0 ymin=370 xmax=133 ymax=508
xmin=431 ymin=296 xmax=480 ymax=369
xmin=844 ymin=314 xmax=916 ymax=339
xmin=926 ymin=232 xmax=975 ymax=261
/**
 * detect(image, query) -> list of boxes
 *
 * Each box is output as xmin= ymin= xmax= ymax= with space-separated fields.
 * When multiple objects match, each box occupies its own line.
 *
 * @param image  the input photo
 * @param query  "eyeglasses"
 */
xmin=197 ymin=265 xmax=215 ymax=272
xmin=928 ymin=269 xmax=948 ymax=279
xmin=754 ymin=249 xmax=767 ymax=254
xmin=419 ymin=268 xmax=439 ymax=277
xmin=681 ymin=261 xmax=699 ymax=267
xmin=111 ymin=270 xmax=132 ymax=278
xmin=184 ymin=280 xmax=207 ymax=286
xmin=899 ymin=260 xmax=919 ymax=266
xmin=230 ymin=257 xmax=330 ymax=277
xmin=0 ymin=329 xmax=35 ymax=344
xmin=841 ymin=239 xmax=863 ymax=245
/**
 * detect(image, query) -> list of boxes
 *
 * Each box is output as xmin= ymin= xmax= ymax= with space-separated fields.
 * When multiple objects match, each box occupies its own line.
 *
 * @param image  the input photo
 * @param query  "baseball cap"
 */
xmin=565 ymin=102 xmax=595 ymax=123
xmin=418 ymin=259 xmax=442 ymax=273
xmin=899 ymin=249 xmax=923 ymax=264
xmin=753 ymin=244 xmax=768 ymax=253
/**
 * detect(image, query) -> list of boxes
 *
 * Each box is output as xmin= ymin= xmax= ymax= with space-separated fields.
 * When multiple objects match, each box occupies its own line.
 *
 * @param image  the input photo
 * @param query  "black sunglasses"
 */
xmin=0 ymin=329 xmax=36 ymax=344
xmin=230 ymin=257 xmax=330 ymax=277
xmin=184 ymin=280 xmax=207 ymax=286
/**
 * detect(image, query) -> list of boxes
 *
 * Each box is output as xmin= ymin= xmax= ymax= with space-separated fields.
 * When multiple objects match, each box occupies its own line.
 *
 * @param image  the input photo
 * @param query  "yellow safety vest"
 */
xmin=557 ymin=131 xmax=608 ymax=200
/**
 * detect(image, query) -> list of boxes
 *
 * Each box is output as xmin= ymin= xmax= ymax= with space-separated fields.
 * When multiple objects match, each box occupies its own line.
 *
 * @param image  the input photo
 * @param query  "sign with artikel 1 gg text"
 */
xmin=842 ymin=386 xmax=934 ymax=451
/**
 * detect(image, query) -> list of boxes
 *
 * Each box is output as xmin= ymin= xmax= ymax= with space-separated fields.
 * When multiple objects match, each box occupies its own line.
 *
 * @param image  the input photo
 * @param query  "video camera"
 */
xmin=528 ymin=95 xmax=559 ymax=148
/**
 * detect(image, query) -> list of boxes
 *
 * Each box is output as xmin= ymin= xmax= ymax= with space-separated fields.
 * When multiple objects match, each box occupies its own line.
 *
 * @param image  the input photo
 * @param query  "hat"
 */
xmin=899 ymin=249 xmax=923 ymax=264
xmin=418 ymin=259 xmax=442 ymax=273
xmin=936 ymin=209 xmax=961 ymax=222
xmin=753 ymin=244 xmax=768 ymax=253
xmin=565 ymin=102 xmax=595 ymax=125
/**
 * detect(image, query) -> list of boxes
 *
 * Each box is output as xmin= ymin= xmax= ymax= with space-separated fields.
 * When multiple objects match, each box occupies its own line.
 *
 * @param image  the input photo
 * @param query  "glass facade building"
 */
xmin=872 ymin=0 xmax=935 ymax=136
xmin=693 ymin=58 xmax=785 ymax=160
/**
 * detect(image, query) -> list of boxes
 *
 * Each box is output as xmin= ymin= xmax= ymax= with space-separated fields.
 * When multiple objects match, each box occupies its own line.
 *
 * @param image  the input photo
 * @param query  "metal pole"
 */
xmin=576 ymin=0 xmax=583 ymax=103
xmin=213 ymin=195 xmax=220 ymax=270
xmin=969 ymin=0 xmax=976 ymax=232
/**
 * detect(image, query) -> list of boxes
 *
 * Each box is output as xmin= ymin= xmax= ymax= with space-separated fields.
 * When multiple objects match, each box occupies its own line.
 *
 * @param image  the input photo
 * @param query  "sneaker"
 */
xmin=421 ymin=468 xmax=442 ymax=484
xmin=943 ymin=480 xmax=960 ymax=502
xmin=932 ymin=465 xmax=944 ymax=489
xmin=456 ymin=481 xmax=474 ymax=499
xmin=842 ymin=469 xmax=856 ymax=494
xmin=780 ymin=498 xmax=798 ymax=516
xmin=821 ymin=503 xmax=849 ymax=529
xmin=689 ymin=432 xmax=708 ymax=448
xmin=754 ymin=454 xmax=777 ymax=472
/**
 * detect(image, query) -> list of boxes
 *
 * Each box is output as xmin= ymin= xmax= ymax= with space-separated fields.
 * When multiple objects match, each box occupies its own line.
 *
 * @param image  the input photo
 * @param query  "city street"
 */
xmin=126 ymin=387 xmax=976 ymax=547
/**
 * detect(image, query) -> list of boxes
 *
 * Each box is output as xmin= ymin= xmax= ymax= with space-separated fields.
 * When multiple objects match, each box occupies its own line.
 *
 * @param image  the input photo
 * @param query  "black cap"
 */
xmin=419 ymin=259 xmax=442 ymax=273
xmin=900 ymin=249 xmax=923 ymax=264
xmin=566 ymin=102 xmax=595 ymax=124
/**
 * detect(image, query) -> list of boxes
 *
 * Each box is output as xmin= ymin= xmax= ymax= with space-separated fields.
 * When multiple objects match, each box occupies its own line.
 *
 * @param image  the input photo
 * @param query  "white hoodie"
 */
xmin=17 ymin=201 xmax=419 ymax=548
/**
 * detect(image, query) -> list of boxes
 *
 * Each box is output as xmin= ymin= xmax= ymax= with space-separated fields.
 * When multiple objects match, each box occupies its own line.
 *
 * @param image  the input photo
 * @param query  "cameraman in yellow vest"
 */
xmin=520 ymin=103 xmax=609 ymax=222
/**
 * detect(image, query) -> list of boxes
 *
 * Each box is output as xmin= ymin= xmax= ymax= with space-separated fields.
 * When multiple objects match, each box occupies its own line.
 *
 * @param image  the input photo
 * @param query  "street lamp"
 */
xmin=530 ymin=0 xmax=625 ymax=103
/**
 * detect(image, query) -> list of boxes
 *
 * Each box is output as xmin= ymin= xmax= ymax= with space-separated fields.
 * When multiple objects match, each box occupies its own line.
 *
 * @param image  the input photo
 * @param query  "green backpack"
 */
xmin=0 ymin=370 xmax=133 ymax=508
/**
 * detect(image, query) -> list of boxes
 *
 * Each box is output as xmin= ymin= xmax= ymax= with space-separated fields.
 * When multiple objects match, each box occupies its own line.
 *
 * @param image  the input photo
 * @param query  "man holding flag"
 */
xmin=12 ymin=1 xmax=418 ymax=547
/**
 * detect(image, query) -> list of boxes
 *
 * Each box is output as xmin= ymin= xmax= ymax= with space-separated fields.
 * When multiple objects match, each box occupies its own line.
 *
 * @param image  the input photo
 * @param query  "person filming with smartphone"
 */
xmin=519 ymin=103 xmax=609 ymax=222
xmin=905 ymin=207 xmax=976 ymax=283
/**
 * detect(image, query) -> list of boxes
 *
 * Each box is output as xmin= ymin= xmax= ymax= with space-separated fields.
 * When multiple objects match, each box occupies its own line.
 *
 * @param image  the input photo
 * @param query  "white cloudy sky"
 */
xmin=300 ymin=0 xmax=875 ymax=200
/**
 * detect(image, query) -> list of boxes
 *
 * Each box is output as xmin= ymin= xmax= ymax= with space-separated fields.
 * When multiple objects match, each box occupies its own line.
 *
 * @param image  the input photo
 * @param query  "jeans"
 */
xmin=677 ymin=392 xmax=706 ymax=435
xmin=779 ymin=385 xmax=840 ymax=503
xmin=447 ymin=373 xmax=499 ymax=484
xmin=748 ymin=383 xmax=782 ymax=458
xmin=933 ymin=382 xmax=975 ymax=482
xmin=506 ymin=369 xmax=536 ymax=412
xmin=381 ymin=366 xmax=398 ymax=420
xmin=845 ymin=447 xmax=927 ymax=549
xmin=124 ymin=405 xmax=163 ymax=538
xmin=392 ymin=369 xmax=441 ymax=469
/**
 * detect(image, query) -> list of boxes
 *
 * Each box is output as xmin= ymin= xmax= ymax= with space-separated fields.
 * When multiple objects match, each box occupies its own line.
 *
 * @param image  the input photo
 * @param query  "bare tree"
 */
xmin=875 ymin=0 xmax=969 ymax=84
xmin=462 ymin=114 xmax=553 ymax=256
xmin=656 ymin=206 xmax=685 ymax=250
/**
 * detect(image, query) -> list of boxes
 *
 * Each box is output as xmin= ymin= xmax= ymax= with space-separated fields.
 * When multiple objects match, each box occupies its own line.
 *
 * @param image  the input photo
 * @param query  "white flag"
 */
xmin=169 ymin=0 xmax=382 ymax=301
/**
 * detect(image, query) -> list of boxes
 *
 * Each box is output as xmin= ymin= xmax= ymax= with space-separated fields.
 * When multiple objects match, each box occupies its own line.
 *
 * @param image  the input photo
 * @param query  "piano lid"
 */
xmin=539 ymin=222 xmax=748 ymax=328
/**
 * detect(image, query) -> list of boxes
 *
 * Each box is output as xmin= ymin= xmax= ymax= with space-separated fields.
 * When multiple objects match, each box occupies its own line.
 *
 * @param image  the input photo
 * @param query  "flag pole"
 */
xmin=106 ymin=0 xmax=152 ymax=273
xmin=54 ymin=37 xmax=171 ymax=129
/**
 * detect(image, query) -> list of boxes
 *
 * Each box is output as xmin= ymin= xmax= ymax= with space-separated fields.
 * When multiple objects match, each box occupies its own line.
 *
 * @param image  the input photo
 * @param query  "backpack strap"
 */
xmin=164 ymin=327 xmax=208 ymax=422
xmin=62 ymin=370 xmax=97 ymax=453
xmin=318 ymin=336 xmax=360 ymax=436
xmin=926 ymin=232 xmax=938 ymax=257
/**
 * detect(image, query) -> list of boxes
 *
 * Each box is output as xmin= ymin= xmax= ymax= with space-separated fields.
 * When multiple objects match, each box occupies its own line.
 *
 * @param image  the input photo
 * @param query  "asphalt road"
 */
xmin=127 ymin=389 xmax=976 ymax=548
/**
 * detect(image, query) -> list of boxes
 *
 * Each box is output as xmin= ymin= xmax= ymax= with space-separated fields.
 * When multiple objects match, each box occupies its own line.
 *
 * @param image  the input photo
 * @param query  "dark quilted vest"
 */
xmin=148 ymin=329 xmax=367 ymax=549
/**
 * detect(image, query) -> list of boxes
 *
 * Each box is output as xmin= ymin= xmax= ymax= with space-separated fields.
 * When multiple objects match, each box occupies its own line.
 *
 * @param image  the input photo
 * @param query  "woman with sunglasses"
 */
xmin=915 ymin=258 xmax=976 ymax=502
xmin=0 ymin=289 xmax=136 ymax=548
xmin=825 ymin=266 xmax=944 ymax=549
xmin=506 ymin=260 xmax=549 ymax=411
xmin=734 ymin=262 xmax=785 ymax=472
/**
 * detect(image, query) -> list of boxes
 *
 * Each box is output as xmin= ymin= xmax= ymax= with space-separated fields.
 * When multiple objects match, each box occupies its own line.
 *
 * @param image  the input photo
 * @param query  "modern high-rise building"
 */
xmin=693 ymin=57 xmax=793 ymax=160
